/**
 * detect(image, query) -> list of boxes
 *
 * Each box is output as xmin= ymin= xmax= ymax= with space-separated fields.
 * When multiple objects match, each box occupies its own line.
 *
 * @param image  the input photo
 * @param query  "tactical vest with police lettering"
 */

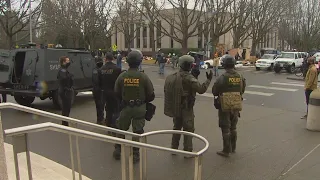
xmin=121 ymin=71 xmax=145 ymax=101
xmin=221 ymin=73 xmax=242 ymax=93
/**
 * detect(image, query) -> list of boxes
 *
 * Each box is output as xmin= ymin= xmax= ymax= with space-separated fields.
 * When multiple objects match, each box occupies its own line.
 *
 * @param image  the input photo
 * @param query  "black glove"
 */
xmin=206 ymin=70 xmax=213 ymax=80
xmin=191 ymin=68 xmax=200 ymax=79
xmin=145 ymin=103 xmax=156 ymax=121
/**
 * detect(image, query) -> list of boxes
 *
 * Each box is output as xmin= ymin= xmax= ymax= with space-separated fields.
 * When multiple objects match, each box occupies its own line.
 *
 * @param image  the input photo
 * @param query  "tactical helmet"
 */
xmin=126 ymin=49 xmax=143 ymax=66
xmin=221 ymin=55 xmax=235 ymax=68
xmin=179 ymin=55 xmax=194 ymax=71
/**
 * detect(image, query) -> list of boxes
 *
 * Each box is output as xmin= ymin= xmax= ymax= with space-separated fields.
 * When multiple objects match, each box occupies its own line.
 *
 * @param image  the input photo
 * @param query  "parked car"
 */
xmin=203 ymin=58 xmax=223 ymax=69
xmin=274 ymin=52 xmax=304 ymax=73
xmin=255 ymin=54 xmax=277 ymax=71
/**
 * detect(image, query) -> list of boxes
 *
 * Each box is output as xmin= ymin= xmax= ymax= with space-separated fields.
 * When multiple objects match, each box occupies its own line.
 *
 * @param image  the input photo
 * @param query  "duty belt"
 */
xmin=122 ymin=99 xmax=144 ymax=107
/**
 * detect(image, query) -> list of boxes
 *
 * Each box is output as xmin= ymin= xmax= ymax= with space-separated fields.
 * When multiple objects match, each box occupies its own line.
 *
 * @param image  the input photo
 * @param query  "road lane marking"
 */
xmin=244 ymin=90 xmax=274 ymax=96
xmin=248 ymin=85 xmax=298 ymax=92
xmin=271 ymin=82 xmax=304 ymax=87
xmin=199 ymin=90 xmax=274 ymax=98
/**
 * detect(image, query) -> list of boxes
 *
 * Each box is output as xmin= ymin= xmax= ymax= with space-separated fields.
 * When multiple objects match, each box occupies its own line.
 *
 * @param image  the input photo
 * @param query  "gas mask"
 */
xmin=96 ymin=62 xmax=103 ymax=68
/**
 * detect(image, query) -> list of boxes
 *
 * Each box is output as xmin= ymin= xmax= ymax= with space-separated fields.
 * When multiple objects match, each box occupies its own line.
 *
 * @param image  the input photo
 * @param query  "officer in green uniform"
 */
xmin=164 ymin=55 xmax=213 ymax=157
xmin=212 ymin=55 xmax=246 ymax=157
xmin=113 ymin=49 xmax=155 ymax=163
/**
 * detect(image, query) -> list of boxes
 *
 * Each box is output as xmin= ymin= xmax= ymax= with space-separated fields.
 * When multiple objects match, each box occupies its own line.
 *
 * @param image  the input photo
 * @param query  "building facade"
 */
xmin=111 ymin=9 xmax=280 ymax=54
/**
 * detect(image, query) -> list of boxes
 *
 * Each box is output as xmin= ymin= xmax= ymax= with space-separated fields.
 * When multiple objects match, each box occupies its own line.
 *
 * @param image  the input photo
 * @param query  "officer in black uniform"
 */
xmin=100 ymin=52 xmax=122 ymax=128
xmin=92 ymin=56 xmax=105 ymax=125
xmin=57 ymin=56 xmax=74 ymax=126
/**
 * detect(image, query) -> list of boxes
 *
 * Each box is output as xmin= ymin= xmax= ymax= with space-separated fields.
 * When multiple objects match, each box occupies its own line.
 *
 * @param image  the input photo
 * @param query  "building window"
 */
xmin=115 ymin=26 xmax=118 ymax=46
xmin=125 ymin=33 xmax=128 ymax=48
xmin=130 ymin=23 xmax=135 ymax=48
xmin=274 ymin=32 xmax=277 ymax=48
xmin=136 ymin=24 xmax=141 ymax=48
xmin=156 ymin=20 xmax=161 ymax=48
xmin=143 ymin=24 xmax=147 ymax=48
xmin=149 ymin=24 xmax=154 ymax=49
xmin=198 ymin=22 xmax=203 ymax=48
xmin=170 ymin=23 xmax=174 ymax=48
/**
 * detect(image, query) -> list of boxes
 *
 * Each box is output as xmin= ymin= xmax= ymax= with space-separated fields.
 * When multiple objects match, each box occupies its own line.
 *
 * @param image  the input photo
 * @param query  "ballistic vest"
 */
xmin=221 ymin=73 xmax=242 ymax=93
xmin=121 ymin=70 xmax=145 ymax=101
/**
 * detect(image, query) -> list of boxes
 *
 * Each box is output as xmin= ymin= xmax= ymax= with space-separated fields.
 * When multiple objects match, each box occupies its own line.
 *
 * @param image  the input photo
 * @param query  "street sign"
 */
xmin=112 ymin=44 xmax=117 ymax=51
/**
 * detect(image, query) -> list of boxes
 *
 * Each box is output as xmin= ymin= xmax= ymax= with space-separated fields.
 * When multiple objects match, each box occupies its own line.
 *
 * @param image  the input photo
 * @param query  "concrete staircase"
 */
xmin=5 ymin=143 xmax=91 ymax=180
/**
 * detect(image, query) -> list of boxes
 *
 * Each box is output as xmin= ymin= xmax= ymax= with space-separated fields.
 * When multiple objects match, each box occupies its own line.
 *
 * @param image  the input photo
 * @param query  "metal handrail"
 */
xmin=0 ymin=103 xmax=139 ymax=137
xmin=0 ymin=102 xmax=209 ymax=180
xmin=5 ymin=123 xmax=207 ymax=180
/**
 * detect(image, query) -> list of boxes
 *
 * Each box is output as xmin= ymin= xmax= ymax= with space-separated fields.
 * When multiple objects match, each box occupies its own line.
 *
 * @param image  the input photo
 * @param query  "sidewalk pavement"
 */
xmin=5 ymin=143 xmax=91 ymax=180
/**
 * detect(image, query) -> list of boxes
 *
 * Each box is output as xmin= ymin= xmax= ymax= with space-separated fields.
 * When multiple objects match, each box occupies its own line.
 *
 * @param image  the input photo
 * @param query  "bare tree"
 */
xmin=82 ymin=0 xmax=116 ymax=49
xmin=115 ymin=0 xmax=143 ymax=51
xmin=231 ymin=0 xmax=252 ymax=48
xmin=248 ymin=0 xmax=287 ymax=55
xmin=279 ymin=0 xmax=320 ymax=51
xmin=0 ymin=0 xmax=42 ymax=48
xmin=203 ymin=0 xmax=237 ymax=54
xmin=152 ymin=0 xmax=206 ymax=54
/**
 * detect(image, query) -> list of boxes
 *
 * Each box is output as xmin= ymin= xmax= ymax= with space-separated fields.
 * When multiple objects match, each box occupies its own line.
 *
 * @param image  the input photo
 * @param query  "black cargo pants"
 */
xmin=93 ymin=88 xmax=105 ymax=123
xmin=104 ymin=92 xmax=119 ymax=128
xmin=0 ymin=94 xmax=6 ymax=103
xmin=59 ymin=89 xmax=73 ymax=126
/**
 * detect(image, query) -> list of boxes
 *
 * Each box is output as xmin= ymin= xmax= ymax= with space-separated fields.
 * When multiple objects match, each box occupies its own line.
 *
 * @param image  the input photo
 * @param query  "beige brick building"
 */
xmin=111 ymin=8 xmax=280 ymax=54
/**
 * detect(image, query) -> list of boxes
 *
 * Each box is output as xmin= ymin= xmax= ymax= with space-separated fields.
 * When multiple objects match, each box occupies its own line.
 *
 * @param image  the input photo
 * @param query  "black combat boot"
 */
xmin=62 ymin=121 xmax=69 ymax=126
xmin=113 ymin=144 xmax=121 ymax=160
xmin=171 ymin=134 xmax=181 ymax=155
xmin=217 ymin=134 xmax=231 ymax=157
xmin=133 ymin=147 xmax=140 ymax=163
xmin=230 ymin=131 xmax=237 ymax=153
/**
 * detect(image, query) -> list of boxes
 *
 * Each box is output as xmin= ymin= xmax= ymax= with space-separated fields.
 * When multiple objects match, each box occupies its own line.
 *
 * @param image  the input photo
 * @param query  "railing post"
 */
xmin=25 ymin=134 xmax=33 ymax=180
xmin=0 ymin=110 xmax=9 ymax=180
xmin=68 ymin=135 xmax=76 ymax=180
xmin=139 ymin=136 xmax=147 ymax=180
xmin=75 ymin=136 xmax=82 ymax=180
xmin=194 ymin=155 xmax=203 ymax=180
xmin=121 ymin=144 xmax=127 ymax=180
xmin=129 ymin=147 xmax=134 ymax=180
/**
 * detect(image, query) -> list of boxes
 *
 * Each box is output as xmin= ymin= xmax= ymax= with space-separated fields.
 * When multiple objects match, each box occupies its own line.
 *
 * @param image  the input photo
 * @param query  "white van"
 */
xmin=274 ymin=52 xmax=304 ymax=73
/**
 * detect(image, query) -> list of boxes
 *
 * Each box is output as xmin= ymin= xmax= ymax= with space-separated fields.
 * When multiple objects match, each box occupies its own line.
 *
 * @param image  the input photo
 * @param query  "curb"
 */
xmin=287 ymin=77 xmax=320 ymax=82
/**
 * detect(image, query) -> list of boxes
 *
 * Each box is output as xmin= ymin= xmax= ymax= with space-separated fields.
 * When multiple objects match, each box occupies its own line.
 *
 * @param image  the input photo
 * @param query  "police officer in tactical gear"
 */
xmin=164 ymin=55 xmax=213 ymax=158
xmin=212 ymin=55 xmax=246 ymax=157
xmin=57 ymin=56 xmax=74 ymax=126
xmin=113 ymin=49 xmax=155 ymax=163
xmin=100 ymin=52 xmax=122 ymax=128
xmin=92 ymin=57 xmax=105 ymax=125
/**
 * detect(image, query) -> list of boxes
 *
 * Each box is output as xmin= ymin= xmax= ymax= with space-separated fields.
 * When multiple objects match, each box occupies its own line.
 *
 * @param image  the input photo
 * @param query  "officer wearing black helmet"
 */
xmin=99 ymin=52 xmax=122 ymax=128
xmin=212 ymin=55 xmax=246 ymax=157
xmin=92 ymin=56 xmax=104 ymax=125
xmin=113 ymin=49 xmax=155 ymax=163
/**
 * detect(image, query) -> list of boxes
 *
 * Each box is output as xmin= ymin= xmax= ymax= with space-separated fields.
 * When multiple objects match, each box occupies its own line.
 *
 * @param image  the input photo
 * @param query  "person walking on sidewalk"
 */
xmin=158 ymin=53 xmax=166 ymax=74
xmin=213 ymin=54 xmax=220 ymax=76
xmin=301 ymin=57 xmax=318 ymax=119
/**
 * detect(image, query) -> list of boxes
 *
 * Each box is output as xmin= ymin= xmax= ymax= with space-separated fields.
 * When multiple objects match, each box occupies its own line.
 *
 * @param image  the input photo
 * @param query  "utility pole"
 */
xmin=29 ymin=0 xmax=32 ymax=43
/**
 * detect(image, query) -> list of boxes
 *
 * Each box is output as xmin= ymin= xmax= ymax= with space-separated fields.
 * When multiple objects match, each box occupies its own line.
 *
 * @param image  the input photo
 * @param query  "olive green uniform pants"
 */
xmin=171 ymin=108 xmax=195 ymax=152
xmin=115 ymin=104 xmax=146 ymax=153
xmin=218 ymin=110 xmax=239 ymax=153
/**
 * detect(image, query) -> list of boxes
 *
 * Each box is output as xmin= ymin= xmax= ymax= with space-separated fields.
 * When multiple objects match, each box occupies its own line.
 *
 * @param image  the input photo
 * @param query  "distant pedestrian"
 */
xmin=158 ymin=53 xmax=166 ymax=74
xmin=116 ymin=52 xmax=122 ymax=69
xmin=0 ymin=93 xmax=6 ymax=103
xmin=301 ymin=57 xmax=318 ymax=119
xmin=213 ymin=54 xmax=220 ymax=76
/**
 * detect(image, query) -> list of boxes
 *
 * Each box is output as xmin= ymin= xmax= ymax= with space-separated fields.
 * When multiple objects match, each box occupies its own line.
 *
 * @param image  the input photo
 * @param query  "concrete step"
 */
xmin=5 ymin=143 xmax=91 ymax=180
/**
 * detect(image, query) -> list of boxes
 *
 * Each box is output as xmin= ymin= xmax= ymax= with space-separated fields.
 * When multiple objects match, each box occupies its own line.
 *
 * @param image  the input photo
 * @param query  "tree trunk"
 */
xmin=181 ymin=38 xmax=188 ymax=55
xmin=211 ymin=36 xmax=219 ymax=54
xmin=149 ymin=23 xmax=155 ymax=58
xmin=7 ymin=35 xmax=13 ymax=49
xmin=251 ymin=41 xmax=257 ymax=56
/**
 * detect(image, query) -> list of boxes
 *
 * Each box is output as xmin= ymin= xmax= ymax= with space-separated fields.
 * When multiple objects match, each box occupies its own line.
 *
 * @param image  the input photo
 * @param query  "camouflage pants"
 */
xmin=218 ymin=110 xmax=239 ymax=152
xmin=171 ymin=108 xmax=195 ymax=152
xmin=115 ymin=104 xmax=146 ymax=153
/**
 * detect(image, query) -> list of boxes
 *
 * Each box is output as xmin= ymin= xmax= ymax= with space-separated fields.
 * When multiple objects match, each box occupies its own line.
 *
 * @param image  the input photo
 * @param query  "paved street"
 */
xmin=2 ymin=64 xmax=320 ymax=180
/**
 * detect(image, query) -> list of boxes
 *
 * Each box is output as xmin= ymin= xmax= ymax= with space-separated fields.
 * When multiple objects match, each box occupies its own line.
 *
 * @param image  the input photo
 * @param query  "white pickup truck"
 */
xmin=274 ymin=52 xmax=304 ymax=73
